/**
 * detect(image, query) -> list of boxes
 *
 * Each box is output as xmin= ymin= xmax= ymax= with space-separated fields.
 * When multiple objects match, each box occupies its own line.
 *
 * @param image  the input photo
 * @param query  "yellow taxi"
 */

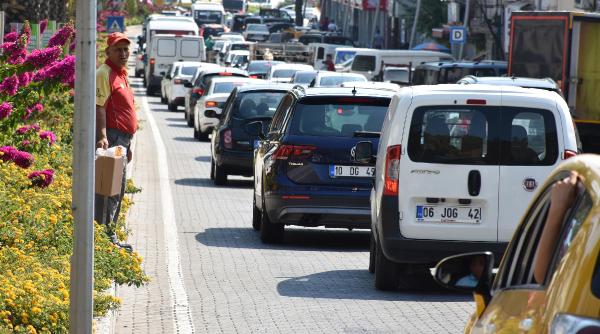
xmin=433 ymin=154 xmax=600 ymax=333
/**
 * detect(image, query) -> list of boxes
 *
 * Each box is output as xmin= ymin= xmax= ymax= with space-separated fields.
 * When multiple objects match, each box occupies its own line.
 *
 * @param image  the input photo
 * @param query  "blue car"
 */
xmin=250 ymin=86 xmax=395 ymax=243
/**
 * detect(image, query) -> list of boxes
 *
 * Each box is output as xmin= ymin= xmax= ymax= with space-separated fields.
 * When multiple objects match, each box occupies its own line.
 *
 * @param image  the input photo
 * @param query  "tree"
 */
xmin=400 ymin=0 xmax=447 ymax=40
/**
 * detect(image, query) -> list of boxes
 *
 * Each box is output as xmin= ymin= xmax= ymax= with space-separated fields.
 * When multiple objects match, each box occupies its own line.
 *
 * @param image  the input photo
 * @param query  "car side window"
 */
xmin=501 ymin=108 xmax=558 ymax=166
xmin=269 ymin=94 xmax=293 ymax=135
xmin=221 ymin=91 xmax=236 ymax=124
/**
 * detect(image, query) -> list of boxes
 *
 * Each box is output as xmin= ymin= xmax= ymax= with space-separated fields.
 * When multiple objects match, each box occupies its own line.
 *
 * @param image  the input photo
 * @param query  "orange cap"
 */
xmin=106 ymin=32 xmax=131 ymax=49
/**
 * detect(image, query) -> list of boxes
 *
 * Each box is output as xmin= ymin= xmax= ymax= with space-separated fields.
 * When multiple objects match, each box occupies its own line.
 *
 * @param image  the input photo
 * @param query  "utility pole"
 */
xmin=409 ymin=0 xmax=421 ymax=49
xmin=70 ymin=0 xmax=96 ymax=332
xmin=370 ymin=0 xmax=381 ymax=48
xmin=459 ymin=0 xmax=470 ymax=60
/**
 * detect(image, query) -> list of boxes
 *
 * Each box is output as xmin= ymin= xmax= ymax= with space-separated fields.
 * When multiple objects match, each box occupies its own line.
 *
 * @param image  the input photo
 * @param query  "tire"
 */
xmin=161 ymin=96 xmax=168 ymax=104
xmin=252 ymin=196 xmax=261 ymax=231
xmin=186 ymin=109 xmax=194 ymax=127
xmin=146 ymin=86 xmax=154 ymax=96
xmin=368 ymin=233 xmax=376 ymax=274
xmin=374 ymin=239 xmax=399 ymax=291
xmin=193 ymin=126 xmax=201 ymax=140
xmin=168 ymin=101 xmax=177 ymax=111
xmin=260 ymin=203 xmax=283 ymax=243
xmin=210 ymin=158 xmax=215 ymax=180
xmin=197 ymin=130 xmax=209 ymax=141
xmin=135 ymin=70 xmax=141 ymax=78
xmin=214 ymin=164 xmax=227 ymax=185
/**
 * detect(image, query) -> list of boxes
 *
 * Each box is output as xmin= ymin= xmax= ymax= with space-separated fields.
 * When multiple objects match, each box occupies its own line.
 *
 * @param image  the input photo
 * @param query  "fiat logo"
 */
xmin=523 ymin=178 xmax=537 ymax=192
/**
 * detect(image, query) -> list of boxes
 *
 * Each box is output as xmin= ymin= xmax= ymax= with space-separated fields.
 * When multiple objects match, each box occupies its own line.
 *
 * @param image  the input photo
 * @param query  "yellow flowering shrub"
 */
xmin=0 ymin=24 xmax=148 ymax=333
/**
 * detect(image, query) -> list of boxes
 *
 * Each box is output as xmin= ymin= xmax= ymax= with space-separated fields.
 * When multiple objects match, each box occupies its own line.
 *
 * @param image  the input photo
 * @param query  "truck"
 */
xmin=508 ymin=11 xmax=600 ymax=120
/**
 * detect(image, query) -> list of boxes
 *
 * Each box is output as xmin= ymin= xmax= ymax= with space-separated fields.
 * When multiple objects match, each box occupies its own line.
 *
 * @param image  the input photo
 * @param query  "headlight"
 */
xmin=550 ymin=313 xmax=600 ymax=334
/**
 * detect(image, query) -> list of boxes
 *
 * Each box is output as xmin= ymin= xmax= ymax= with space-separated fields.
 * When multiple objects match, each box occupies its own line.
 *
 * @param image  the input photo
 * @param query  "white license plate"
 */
xmin=329 ymin=165 xmax=375 ymax=178
xmin=416 ymin=205 xmax=482 ymax=224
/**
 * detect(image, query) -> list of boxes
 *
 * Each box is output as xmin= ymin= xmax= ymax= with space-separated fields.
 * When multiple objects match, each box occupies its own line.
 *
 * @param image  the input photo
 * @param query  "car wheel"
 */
xmin=146 ymin=86 xmax=154 ymax=96
xmin=260 ymin=201 xmax=283 ymax=243
xmin=168 ymin=101 xmax=177 ymax=111
xmin=135 ymin=70 xmax=141 ymax=78
xmin=210 ymin=157 xmax=215 ymax=180
xmin=368 ymin=233 xmax=376 ymax=274
xmin=214 ymin=164 xmax=227 ymax=186
xmin=186 ymin=109 xmax=194 ymax=127
xmin=198 ymin=130 xmax=209 ymax=141
xmin=374 ymin=239 xmax=399 ymax=291
xmin=252 ymin=196 xmax=261 ymax=231
xmin=193 ymin=126 xmax=201 ymax=140
xmin=161 ymin=96 xmax=168 ymax=104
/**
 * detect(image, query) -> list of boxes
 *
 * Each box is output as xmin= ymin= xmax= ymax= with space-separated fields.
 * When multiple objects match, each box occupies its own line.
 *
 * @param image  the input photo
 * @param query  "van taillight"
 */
xmin=563 ymin=149 xmax=577 ymax=159
xmin=149 ymin=58 xmax=155 ymax=65
xmin=223 ymin=129 xmax=233 ymax=149
xmin=273 ymin=145 xmax=316 ymax=160
xmin=466 ymin=99 xmax=486 ymax=105
xmin=383 ymin=145 xmax=401 ymax=196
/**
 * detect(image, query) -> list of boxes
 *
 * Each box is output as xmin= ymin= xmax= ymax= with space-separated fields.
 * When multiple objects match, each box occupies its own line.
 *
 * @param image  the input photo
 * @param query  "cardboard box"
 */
xmin=95 ymin=155 xmax=125 ymax=197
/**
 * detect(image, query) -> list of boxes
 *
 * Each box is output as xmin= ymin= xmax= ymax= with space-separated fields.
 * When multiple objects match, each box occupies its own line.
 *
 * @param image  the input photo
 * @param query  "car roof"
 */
xmin=316 ymin=72 xmax=366 ymax=78
xmin=296 ymin=86 xmax=396 ymax=98
xmin=209 ymin=77 xmax=260 ymax=84
xmin=201 ymin=67 xmax=248 ymax=76
xmin=408 ymin=84 xmax=562 ymax=100
xmin=457 ymin=76 xmax=558 ymax=90
xmin=271 ymin=63 xmax=313 ymax=70
xmin=340 ymin=81 xmax=401 ymax=92
xmin=235 ymin=83 xmax=296 ymax=93
xmin=228 ymin=50 xmax=250 ymax=55
xmin=172 ymin=61 xmax=206 ymax=67
xmin=416 ymin=60 xmax=507 ymax=69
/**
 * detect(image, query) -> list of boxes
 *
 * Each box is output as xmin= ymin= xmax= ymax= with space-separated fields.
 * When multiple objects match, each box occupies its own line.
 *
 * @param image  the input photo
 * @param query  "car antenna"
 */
xmin=352 ymin=86 xmax=357 ymax=96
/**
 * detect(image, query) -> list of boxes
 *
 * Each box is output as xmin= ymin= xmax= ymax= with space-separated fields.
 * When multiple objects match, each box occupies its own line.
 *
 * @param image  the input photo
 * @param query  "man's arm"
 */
xmin=96 ymin=104 xmax=108 ymax=149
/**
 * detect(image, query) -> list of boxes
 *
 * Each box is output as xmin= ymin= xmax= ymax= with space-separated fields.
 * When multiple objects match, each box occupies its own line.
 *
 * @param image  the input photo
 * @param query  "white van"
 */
xmin=145 ymin=34 xmax=206 ymax=95
xmin=350 ymin=50 xmax=454 ymax=80
xmin=144 ymin=16 xmax=199 ymax=50
xmin=191 ymin=2 xmax=225 ymax=26
xmin=357 ymin=84 xmax=578 ymax=290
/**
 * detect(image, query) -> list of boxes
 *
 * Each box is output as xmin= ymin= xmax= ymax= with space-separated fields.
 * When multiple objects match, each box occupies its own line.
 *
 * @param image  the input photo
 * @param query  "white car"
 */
xmin=340 ymin=81 xmax=400 ymax=92
xmin=194 ymin=77 xmax=261 ymax=140
xmin=219 ymin=32 xmax=245 ymax=43
xmin=161 ymin=61 xmax=205 ymax=111
xmin=243 ymin=24 xmax=270 ymax=42
xmin=223 ymin=50 xmax=250 ymax=67
xmin=457 ymin=76 xmax=561 ymax=94
xmin=308 ymin=72 xmax=367 ymax=87
xmin=359 ymin=84 xmax=578 ymax=290
xmin=267 ymin=63 xmax=314 ymax=83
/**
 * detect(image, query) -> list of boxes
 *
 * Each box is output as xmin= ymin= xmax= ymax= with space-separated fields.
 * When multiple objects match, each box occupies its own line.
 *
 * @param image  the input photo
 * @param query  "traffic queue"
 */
xmin=136 ymin=9 xmax=600 ymax=333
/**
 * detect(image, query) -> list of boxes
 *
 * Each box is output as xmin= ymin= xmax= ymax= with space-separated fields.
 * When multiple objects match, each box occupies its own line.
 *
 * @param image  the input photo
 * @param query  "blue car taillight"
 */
xmin=273 ymin=145 xmax=316 ymax=160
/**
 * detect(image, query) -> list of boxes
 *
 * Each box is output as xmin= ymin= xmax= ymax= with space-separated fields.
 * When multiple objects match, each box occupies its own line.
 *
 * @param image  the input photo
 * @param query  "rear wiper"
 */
xmin=353 ymin=131 xmax=380 ymax=138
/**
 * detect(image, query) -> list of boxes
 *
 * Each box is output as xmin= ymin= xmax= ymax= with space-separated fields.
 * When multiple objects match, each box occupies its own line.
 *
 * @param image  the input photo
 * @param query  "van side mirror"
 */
xmin=204 ymin=109 xmax=221 ymax=119
xmin=433 ymin=252 xmax=493 ymax=312
xmin=244 ymin=121 xmax=265 ymax=140
xmin=354 ymin=141 xmax=375 ymax=164
xmin=184 ymin=82 xmax=193 ymax=88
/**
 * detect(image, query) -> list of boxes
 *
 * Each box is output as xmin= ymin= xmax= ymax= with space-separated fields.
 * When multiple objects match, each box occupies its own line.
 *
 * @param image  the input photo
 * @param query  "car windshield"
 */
xmin=318 ymin=75 xmax=366 ymax=87
xmin=335 ymin=50 xmax=356 ymax=64
xmin=272 ymin=69 xmax=297 ymax=78
xmin=248 ymin=61 xmax=281 ymax=73
xmin=290 ymin=97 xmax=390 ymax=137
xmin=232 ymin=91 xmax=286 ymax=119
xmin=181 ymin=66 xmax=198 ymax=76
xmin=384 ymin=69 xmax=409 ymax=82
xmin=247 ymin=24 xmax=268 ymax=32
xmin=213 ymin=81 xmax=248 ymax=94
xmin=293 ymin=72 xmax=317 ymax=84
xmin=231 ymin=44 xmax=249 ymax=51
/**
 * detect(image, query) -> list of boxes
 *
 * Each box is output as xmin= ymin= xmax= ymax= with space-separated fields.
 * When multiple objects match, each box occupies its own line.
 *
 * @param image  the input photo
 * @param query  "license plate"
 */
xmin=329 ymin=165 xmax=375 ymax=178
xmin=416 ymin=205 xmax=482 ymax=224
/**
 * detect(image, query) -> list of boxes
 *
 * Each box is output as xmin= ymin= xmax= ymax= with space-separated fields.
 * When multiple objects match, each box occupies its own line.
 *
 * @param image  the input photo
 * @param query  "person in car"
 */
xmin=456 ymin=255 xmax=486 ymax=288
xmin=324 ymin=54 xmax=336 ymax=72
xmin=301 ymin=107 xmax=338 ymax=136
xmin=534 ymin=171 xmax=578 ymax=284
xmin=421 ymin=115 xmax=454 ymax=160
xmin=239 ymin=98 xmax=256 ymax=118
xmin=510 ymin=125 xmax=540 ymax=164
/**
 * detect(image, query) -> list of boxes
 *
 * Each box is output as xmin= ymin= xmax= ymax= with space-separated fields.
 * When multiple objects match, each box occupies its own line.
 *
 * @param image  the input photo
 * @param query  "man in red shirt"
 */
xmin=324 ymin=54 xmax=336 ymax=72
xmin=95 ymin=32 xmax=137 ymax=248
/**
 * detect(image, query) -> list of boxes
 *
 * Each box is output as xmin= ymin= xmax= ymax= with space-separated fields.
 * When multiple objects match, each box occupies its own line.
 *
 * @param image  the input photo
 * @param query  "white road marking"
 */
xmin=141 ymin=95 xmax=196 ymax=333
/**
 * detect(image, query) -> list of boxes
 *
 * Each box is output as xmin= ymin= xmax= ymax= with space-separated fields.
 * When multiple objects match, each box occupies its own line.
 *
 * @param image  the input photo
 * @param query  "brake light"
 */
xmin=383 ymin=145 xmax=401 ymax=196
xmin=249 ymin=75 xmax=258 ymax=79
xmin=149 ymin=58 xmax=155 ymax=65
xmin=563 ymin=149 xmax=577 ymax=159
xmin=220 ymin=72 xmax=233 ymax=76
xmin=223 ymin=129 xmax=233 ymax=149
xmin=273 ymin=145 xmax=316 ymax=160
xmin=192 ymin=88 xmax=205 ymax=95
xmin=466 ymin=99 xmax=487 ymax=105
xmin=205 ymin=101 xmax=218 ymax=108
xmin=174 ymin=79 xmax=182 ymax=84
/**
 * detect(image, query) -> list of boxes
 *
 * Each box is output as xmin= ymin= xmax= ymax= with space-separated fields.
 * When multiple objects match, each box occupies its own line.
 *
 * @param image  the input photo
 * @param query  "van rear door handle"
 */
xmin=468 ymin=170 xmax=481 ymax=196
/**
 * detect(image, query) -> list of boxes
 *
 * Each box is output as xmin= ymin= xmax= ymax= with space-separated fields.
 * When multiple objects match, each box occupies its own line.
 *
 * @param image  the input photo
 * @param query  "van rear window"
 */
xmin=181 ymin=40 xmax=200 ymax=57
xmin=157 ymin=39 xmax=176 ymax=57
xmin=407 ymin=106 xmax=558 ymax=165
xmin=289 ymin=97 xmax=390 ymax=137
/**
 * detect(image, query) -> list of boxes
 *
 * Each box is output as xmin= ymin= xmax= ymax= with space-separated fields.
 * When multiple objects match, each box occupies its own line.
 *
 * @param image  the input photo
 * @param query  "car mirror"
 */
xmin=204 ymin=109 xmax=221 ymax=119
xmin=433 ymin=252 xmax=494 ymax=294
xmin=354 ymin=141 xmax=375 ymax=164
xmin=183 ymin=82 xmax=193 ymax=88
xmin=244 ymin=121 xmax=265 ymax=139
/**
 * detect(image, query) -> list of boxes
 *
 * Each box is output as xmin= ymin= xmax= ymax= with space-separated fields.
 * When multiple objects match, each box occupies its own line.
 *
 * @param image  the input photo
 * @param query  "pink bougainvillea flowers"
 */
xmin=47 ymin=24 xmax=75 ymax=48
xmin=0 ymin=102 xmax=13 ymax=120
xmin=0 ymin=74 xmax=19 ymax=96
xmin=39 ymin=130 xmax=57 ymax=145
xmin=25 ymin=46 xmax=61 ymax=69
xmin=28 ymin=169 xmax=55 ymax=188
xmin=15 ymin=123 xmax=40 ymax=135
xmin=0 ymin=146 xmax=34 ymax=168
xmin=40 ymin=19 xmax=48 ymax=34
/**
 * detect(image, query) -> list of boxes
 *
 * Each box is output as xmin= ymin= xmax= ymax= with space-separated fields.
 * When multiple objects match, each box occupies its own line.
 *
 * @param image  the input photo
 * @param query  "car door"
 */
xmin=472 ymin=174 xmax=593 ymax=334
xmin=255 ymin=94 xmax=294 ymax=207
xmin=497 ymin=95 xmax=563 ymax=242
xmin=398 ymin=93 xmax=501 ymax=242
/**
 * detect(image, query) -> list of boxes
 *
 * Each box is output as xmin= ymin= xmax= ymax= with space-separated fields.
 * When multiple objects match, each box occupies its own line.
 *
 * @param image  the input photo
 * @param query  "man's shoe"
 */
xmin=116 ymin=242 xmax=133 ymax=252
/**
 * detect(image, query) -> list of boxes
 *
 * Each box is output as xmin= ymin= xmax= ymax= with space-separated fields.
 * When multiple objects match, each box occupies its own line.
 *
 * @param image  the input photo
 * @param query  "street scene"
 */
xmin=1 ymin=0 xmax=600 ymax=333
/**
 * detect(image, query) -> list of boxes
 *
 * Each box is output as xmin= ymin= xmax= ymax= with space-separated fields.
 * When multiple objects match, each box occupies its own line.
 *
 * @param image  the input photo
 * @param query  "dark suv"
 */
xmin=210 ymin=83 xmax=294 ymax=185
xmin=250 ymin=86 xmax=394 ymax=242
xmin=183 ymin=67 xmax=248 ymax=127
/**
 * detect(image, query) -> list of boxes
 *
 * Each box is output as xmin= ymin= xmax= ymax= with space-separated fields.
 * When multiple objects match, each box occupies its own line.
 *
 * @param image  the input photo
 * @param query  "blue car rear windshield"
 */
xmin=290 ymin=97 xmax=390 ymax=137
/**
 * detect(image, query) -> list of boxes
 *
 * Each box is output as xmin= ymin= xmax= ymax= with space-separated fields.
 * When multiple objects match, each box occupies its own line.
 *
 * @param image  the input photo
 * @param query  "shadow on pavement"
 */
xmin=195 ymin=156 xmax=211 ymax=162
xmin=195 ymin=227 xmax=369 ymax=252
xmin=166 ymin=117 xmax=186 ymax=122
xmin=173 ymin=136 xmax=196 ymax=142
xmin=276 ymin=269 xmax=472 ymax=302
xmin=175 ymin=178 xmax=253 ymax=189
xmin=168 ymin=123 xmax=189 ymax=128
